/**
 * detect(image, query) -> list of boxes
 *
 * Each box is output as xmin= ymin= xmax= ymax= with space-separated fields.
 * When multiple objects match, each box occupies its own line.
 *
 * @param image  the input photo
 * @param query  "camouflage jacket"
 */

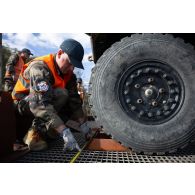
xmin=23 ymin=54 xmax=84 ymax=128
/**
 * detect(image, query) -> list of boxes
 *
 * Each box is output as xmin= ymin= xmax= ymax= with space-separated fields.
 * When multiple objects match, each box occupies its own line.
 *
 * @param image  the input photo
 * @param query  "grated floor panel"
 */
xmin=15 ymin=133 xmax=195 ymax=163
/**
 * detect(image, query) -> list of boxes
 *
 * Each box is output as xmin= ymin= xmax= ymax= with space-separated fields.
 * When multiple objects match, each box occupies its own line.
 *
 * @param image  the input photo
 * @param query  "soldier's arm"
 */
xmin=66 ymin=74 xmax=85 ymax=123
xmin=24 ymin=61 xmax=65 ymax=130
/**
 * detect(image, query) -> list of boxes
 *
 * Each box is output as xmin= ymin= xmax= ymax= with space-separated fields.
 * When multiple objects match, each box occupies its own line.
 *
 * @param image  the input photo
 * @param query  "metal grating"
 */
xmin=15 ymin=131 xmax=195 ymax=163
xmin=75 ymin=151 xmax=195 ymax=163
xmin=15 ymin=133 xmax=86 ymax=163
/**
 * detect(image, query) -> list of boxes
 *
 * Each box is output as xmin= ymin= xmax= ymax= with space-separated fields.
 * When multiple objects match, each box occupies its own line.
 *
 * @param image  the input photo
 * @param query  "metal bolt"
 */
xmin=131 ymin=106 xmax=136 ymax=111
xmin=139 ymin=110 xmax=144 ymax=116
xmin=130 ymin=74 xmax=136 ymax=79
xmin=156 ymin=110 xmax=162 ymax=116
xmin=163 ymin=74 xmax=167 ymax=78
xmin=137 ymin=99 xmax=143 ymax=104
xmin=125 ymin=81 xmax=131 ymax=87
xmin=148 ymin=77 xmax=154 ymax=83
xmin=126 ymin=98 xmax=131 ymax=104
xmin=168 ymin=98 xmax=175 ymax=103
xmin=163 ymin=105 xmax=169 ymax=111
xmin=168 ymin=80 xmax=174 ymax=85
xmin=137 ymin=69 xmax=143 ymax=75
xmin=145 ymin=68 xmax=150 ymax=73
xmin=155 ymin=69 xmax=159 ymax=73
xmin=175 ymin=87 xmax=179 ymax=93
xmin=148 ymin=112 xmax=153 ymax=117
xmin=124 ymin=90 xmax=129 ymax=95
xmin=145 ymin=89 xmax=153 ymax=96
xmin=163 ymin=100 xmax=167 ymax=104
xmin=135 ymin=84 xmax=140 ymax=88
xmin=159 ymin=88 xmax=165 ymax=93
xmin=152 ymin=101 xmax=158 ymax=106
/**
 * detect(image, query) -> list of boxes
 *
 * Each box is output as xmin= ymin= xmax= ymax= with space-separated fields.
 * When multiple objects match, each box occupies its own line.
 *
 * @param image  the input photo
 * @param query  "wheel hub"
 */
xmin=116 ymin=60 xmax=184 ymax=125
xmin=144 ymin=88 xmax=153 ymax=97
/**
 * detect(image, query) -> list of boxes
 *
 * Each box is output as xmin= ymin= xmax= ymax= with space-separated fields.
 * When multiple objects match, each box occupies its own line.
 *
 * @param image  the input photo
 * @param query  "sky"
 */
xmin=2 ymin=33 xmax=95 ymax=90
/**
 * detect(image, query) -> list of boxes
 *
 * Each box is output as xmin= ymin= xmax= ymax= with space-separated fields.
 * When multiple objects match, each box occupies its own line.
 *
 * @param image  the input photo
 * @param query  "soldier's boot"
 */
xmin=23 ymin=127 xmax=48 ymax=151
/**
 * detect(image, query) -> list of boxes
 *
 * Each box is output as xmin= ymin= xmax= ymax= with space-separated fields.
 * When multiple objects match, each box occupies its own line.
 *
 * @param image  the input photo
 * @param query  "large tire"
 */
xmin=89 ymin=34 xmax=195 ymax=154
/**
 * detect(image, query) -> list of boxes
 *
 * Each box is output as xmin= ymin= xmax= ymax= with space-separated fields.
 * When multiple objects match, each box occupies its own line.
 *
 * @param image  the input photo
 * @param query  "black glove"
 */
xmin=4 ymin=80 xmax=14 ymax=92
xmin=18 ymin=99 xmax=28 ymax=115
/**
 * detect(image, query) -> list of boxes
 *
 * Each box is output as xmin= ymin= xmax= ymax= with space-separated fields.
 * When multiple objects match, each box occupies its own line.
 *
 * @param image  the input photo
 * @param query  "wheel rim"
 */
xmin=116 ymin=60 xmax=185 ymax=125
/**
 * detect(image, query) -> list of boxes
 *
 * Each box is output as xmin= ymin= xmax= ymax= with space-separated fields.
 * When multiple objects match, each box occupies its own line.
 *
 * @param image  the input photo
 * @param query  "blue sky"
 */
xmin=2 ymin=33 xmax=95 ymax=89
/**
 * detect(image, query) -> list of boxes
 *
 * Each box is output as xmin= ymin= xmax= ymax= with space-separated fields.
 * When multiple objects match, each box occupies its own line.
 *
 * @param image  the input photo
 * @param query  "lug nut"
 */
xmin=137 ymin=99 xmax=143 ymax=104
xmin=135 ymin=84 xmax=140 ymax=88
xmin=148 ymin=77 xmax=154 ymax=83
xmin=152 ymin=101 xmax=158 ymax=106
xmin=159 ymin=88 xmax=165 ymax=93
xmin=170 ymin=89 xmax=175 ymax=94
xmin=163 ymin=100 xmax=167 ymax=104
xmin=155 ymin=69 xmax=159 ymax=73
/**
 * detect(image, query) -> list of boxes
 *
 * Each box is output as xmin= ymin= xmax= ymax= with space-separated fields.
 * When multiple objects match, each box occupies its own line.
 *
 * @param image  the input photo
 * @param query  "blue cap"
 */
xmin=60 ymin=39 xmax=84 ymax=69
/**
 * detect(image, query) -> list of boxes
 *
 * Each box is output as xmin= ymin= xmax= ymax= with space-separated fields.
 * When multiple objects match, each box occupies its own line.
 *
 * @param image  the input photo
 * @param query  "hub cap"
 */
xmin=116 ymin=61 xmax=184 ymax=125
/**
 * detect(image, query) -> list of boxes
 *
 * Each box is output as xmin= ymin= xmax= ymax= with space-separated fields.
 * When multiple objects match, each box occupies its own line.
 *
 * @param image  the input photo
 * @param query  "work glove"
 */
xmin=80 ymin=122 xmax=93 ymax=140
xmin=18 ymin=99 xmax=28 ymax=115
xmin=62 ymin=128 xmax=81 ymax=152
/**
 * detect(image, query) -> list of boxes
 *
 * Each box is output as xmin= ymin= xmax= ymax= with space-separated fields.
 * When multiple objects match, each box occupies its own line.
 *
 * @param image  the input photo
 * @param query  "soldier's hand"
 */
xmin=62 ymin=128 xmax=81 ymax=152
xmin=4 ymin=80 xmax=14 ymax=92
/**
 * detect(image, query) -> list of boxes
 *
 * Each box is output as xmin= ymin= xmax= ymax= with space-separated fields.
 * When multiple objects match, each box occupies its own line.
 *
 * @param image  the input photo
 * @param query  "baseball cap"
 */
xmin=60 ymin=39 xmax=84 ymax=69
xmin=21 ymin=48 xmax=33 ymax=56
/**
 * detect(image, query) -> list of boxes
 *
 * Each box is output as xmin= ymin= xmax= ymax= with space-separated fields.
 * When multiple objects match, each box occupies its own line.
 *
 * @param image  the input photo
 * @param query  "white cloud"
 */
xmin=3 ymin=33 xmax=91 ymax=53
xmin=2 ymin=33 xmax=94 ymax=85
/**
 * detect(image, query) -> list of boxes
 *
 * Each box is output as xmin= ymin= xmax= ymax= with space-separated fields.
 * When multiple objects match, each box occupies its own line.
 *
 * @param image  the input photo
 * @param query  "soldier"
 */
xmin=12 ymin=39 xmax=91 ymax=152
xmin=4 ymin=48 xmax=33 ymax=92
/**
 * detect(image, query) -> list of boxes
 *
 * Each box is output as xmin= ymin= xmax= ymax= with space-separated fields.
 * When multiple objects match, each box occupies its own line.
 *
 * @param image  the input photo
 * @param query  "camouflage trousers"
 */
xmin=14 ymin=88 xmax=84 ymax=138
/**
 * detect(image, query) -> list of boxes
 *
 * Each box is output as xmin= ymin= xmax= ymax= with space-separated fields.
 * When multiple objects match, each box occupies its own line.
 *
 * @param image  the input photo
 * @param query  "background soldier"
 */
xmin=4 ymin=48 xmax=33 ymax=92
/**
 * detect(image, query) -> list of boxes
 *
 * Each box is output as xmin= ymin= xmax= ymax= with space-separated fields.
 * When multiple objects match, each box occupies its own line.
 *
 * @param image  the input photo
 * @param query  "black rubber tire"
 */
xmin=89 ymin=34 xmax=195 ymax=154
